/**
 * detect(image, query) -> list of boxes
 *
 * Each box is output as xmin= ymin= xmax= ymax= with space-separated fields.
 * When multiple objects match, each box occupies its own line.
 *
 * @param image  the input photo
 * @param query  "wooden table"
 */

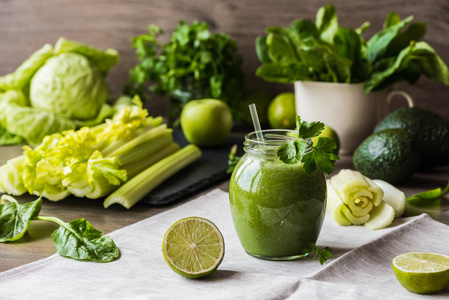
xmin=1 ymin=146 xmax=448 ymax=272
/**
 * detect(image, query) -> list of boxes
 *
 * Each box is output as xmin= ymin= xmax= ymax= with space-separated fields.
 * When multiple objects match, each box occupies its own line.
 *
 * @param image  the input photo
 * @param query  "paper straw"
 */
xmin=249 ymin=103 xmax=264 ymax=141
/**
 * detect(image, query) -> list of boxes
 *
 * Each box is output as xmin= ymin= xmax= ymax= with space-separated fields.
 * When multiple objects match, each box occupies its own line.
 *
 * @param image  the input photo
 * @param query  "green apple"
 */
xmin=312 ymin=124 xmax=340 ymax=154
xmin=267 ymin=92 xmax=296 ymax=129
xmin=180 ymin=99 xmax=233 ymax=147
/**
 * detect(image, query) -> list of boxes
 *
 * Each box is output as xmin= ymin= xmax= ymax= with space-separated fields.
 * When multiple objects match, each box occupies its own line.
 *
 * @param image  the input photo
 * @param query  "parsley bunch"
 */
xmin=277 ymin=116 xmax=339 ymax=174
xmin=124 ymin=21 xmax=244 ymax=109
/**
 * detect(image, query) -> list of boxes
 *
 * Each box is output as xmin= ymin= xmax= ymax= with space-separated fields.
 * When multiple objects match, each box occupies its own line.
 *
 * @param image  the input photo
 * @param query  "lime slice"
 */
xmin=392 ymin=252 xmax=449 ymax=294
xmin=162 ymin=217 xmax=225 ymax=279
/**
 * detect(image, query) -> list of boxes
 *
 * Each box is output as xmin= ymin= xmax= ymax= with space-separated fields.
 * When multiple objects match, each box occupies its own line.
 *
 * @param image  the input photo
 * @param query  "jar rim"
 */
xmin=245 ymin=129 xmax=297 ymax=145
xmin=244 ymin=129 xmax=298 ymax=157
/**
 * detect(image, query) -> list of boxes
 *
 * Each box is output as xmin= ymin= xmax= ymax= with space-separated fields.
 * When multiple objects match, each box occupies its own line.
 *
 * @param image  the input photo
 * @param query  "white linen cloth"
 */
xmin=1 ymin=189 xmax=448 ymax=299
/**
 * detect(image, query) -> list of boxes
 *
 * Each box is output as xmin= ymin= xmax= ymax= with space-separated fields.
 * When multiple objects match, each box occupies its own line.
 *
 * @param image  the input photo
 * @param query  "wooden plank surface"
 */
xmin=0 ymin=0 xmax=448 ymax=117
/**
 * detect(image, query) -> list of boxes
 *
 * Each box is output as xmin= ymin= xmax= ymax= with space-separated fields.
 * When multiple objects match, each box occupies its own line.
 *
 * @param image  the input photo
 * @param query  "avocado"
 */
xmin=374 ymin=107 xmax=449 ymax=169
xmin=353 ymin=129 xmax=421 ymax=183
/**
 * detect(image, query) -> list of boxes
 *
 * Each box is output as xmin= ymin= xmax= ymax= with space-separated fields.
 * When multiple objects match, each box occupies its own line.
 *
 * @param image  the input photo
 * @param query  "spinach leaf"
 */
xmin=256 ymin=62 xmax=311 ymax=83
xmin=383 ymin=12 xmax=401 ymax=28
xmin=266 ymin=32 xmax=298 ymax=64
xmin=410 ymin=42 xmax=449 ymax=85
xmin=255 ymin=36 xmax=272 ymax=64
xmin=407 ymin=180 xmax=449 ymax=206
xmin=333 ymin=28 xmax=371 ymax=83
xmin=365 ymin=44 xmax=414 ymax=92
xmin=0 ymin=195 xmax=120 ymax=263
xmin=315 ymin=4 xmax=339 ymax=44
xmin=366 ymin=15 xmax=413 ymax=63
xmin=0 ymin=196 xmax=42 ymax=242
xmin=40 ymin=217 xmax=120 ymax=263
xmin=289 ymin=19 xmax=319 ymax=40
xmin=386 ymin=22 xmax=426 ymax=57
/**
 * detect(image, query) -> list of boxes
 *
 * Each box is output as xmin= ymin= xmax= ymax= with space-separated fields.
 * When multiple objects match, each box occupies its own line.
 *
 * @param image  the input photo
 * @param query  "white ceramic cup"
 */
xmin=294 ymin=81 xmax=414 ymax=154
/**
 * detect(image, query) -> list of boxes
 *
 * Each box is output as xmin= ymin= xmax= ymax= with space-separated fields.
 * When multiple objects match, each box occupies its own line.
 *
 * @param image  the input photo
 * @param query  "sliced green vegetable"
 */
xmin=0 ymin=195 xmax=42 ymax=242
xmin=104 ymin=145 xmax=201 ymax=209
xmin=364 ymin=201 xmax=395 ymax=230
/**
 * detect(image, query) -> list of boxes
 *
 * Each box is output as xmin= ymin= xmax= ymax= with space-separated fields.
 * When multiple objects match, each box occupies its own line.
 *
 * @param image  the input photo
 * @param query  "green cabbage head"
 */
xmin=30 ymin=53 xmax=109 ymax=120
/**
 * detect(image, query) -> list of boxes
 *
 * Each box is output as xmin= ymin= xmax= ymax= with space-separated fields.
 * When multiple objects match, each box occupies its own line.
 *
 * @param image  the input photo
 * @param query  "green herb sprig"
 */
xmin=303 ymin=242 xmax=333 ymax=265
xmin=124 ymin=21 xmax=244 ymax=108
xmin=407 ymin=180 xmax=449 ymax=206
xmin=226 ymin=144 xmax=242 ymax=174
xmin=0 ymin=195 xmax=120 ymax=263
xmin=277 ymin=116 xmax=339 ymax=173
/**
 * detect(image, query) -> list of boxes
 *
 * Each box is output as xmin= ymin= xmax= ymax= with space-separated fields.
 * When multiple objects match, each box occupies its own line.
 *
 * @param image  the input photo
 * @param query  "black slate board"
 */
xmin=140 ymin=130 xmax=244 ymax=205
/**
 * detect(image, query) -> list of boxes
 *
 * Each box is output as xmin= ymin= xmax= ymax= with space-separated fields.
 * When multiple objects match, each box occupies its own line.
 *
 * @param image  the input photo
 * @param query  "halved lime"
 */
xmin=162 ymin=217 xmax=225 ymax=279
xmin=392 ymin=252 xmax=449 ymax=294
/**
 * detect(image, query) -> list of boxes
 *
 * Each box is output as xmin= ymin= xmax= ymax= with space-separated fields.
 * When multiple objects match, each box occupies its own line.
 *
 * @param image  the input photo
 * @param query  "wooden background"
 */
xmin=1 ymin=0 xmax=448 ymax=118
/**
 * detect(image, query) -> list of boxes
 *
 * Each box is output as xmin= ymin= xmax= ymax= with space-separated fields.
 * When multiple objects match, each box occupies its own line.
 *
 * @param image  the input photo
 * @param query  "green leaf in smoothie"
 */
xmin=277 ymin=116 xmax=339 ymax=174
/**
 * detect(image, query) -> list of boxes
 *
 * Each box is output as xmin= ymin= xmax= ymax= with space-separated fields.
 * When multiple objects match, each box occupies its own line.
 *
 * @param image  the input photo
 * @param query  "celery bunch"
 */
xmin=0 ymin=97 xmax=201 ymax=208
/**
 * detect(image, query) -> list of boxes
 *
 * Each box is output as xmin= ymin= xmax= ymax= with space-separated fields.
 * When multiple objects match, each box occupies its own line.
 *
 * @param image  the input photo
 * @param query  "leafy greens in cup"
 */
xmin=0 ymin=38 xmax=119 ymax=145
xmin=256 ymin=5 xmax=449 ymax=92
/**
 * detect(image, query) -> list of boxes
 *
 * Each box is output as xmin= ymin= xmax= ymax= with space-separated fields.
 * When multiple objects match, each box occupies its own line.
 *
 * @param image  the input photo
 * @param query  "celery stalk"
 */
xmin=124 ymin=142 xmax=180 ymax=178
xmin=117 ymin=132 xmax=173 ymax=166
xmin=101 ymin=123 xmax=161 ymax=157
xmin=107 ymin=125 xmax=169 ymax=158
xmin=104 ymin=145 xmax=201 ymax=209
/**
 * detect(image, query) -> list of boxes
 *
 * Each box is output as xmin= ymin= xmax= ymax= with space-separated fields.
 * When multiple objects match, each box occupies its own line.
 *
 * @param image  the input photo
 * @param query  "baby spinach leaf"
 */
xmin=366 ymin=15 xmax=413 ymax=64
xmin=0 ymin=196 xmax=42 ymax=242
xmin=289 ymin=19 xmax=319 ymax=40
xmin=266 ymin=33 xmax=298 ymax=64
xmin=383 ymin=12 xmax=401 ymax=28
xmin=386 ymin=22 xmax=426 ymax=57
xmin=407 ymin=180 xmax=449 ymax=206
xmin=333 ymin=28 xmax=371 ymax=82
xmin=40 ymin=216 xmax=120 ymax=263
xmin=365 ymin=44 xmax=414 ymax=92
xmin=255 ymin=36 xmax=272 ymax=64
xmin=315 ymin=4 xmax=339 ymax=44
xmin=410 ymin=42 xmax=449 ymax=85
xmin=256 ymin=63 xmax=310 ymax=83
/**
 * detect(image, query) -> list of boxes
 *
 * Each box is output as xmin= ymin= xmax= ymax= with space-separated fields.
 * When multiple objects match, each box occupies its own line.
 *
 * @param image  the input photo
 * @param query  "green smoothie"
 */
xmin=229 ymin=152 xmax=326 ymax=259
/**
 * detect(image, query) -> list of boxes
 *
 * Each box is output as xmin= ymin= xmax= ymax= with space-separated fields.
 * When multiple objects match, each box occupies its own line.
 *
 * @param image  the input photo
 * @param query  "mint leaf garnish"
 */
xmin=277 ymin=116 xmax=339 ymax=173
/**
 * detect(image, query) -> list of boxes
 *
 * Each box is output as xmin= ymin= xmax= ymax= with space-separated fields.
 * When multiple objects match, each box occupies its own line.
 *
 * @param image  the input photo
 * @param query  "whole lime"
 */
xmin=180 ymin=99 xmax=233 ymax=147
xmin=237 ymin=86 xmax=272 ymax=125
xmin=268 ymin=92 xmax=296 ymax=129
xmin=311 ymin=124 xmax=340 ymax=154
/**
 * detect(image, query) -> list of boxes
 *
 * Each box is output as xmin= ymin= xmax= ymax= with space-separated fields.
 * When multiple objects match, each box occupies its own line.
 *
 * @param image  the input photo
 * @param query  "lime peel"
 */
xmin=162 ymin=217 xmax=225 ymax=279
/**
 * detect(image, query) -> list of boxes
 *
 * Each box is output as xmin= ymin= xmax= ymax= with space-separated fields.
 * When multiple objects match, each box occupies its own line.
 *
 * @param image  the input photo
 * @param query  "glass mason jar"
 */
xmin=229 ymin=130 xmax=326 ymax=260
